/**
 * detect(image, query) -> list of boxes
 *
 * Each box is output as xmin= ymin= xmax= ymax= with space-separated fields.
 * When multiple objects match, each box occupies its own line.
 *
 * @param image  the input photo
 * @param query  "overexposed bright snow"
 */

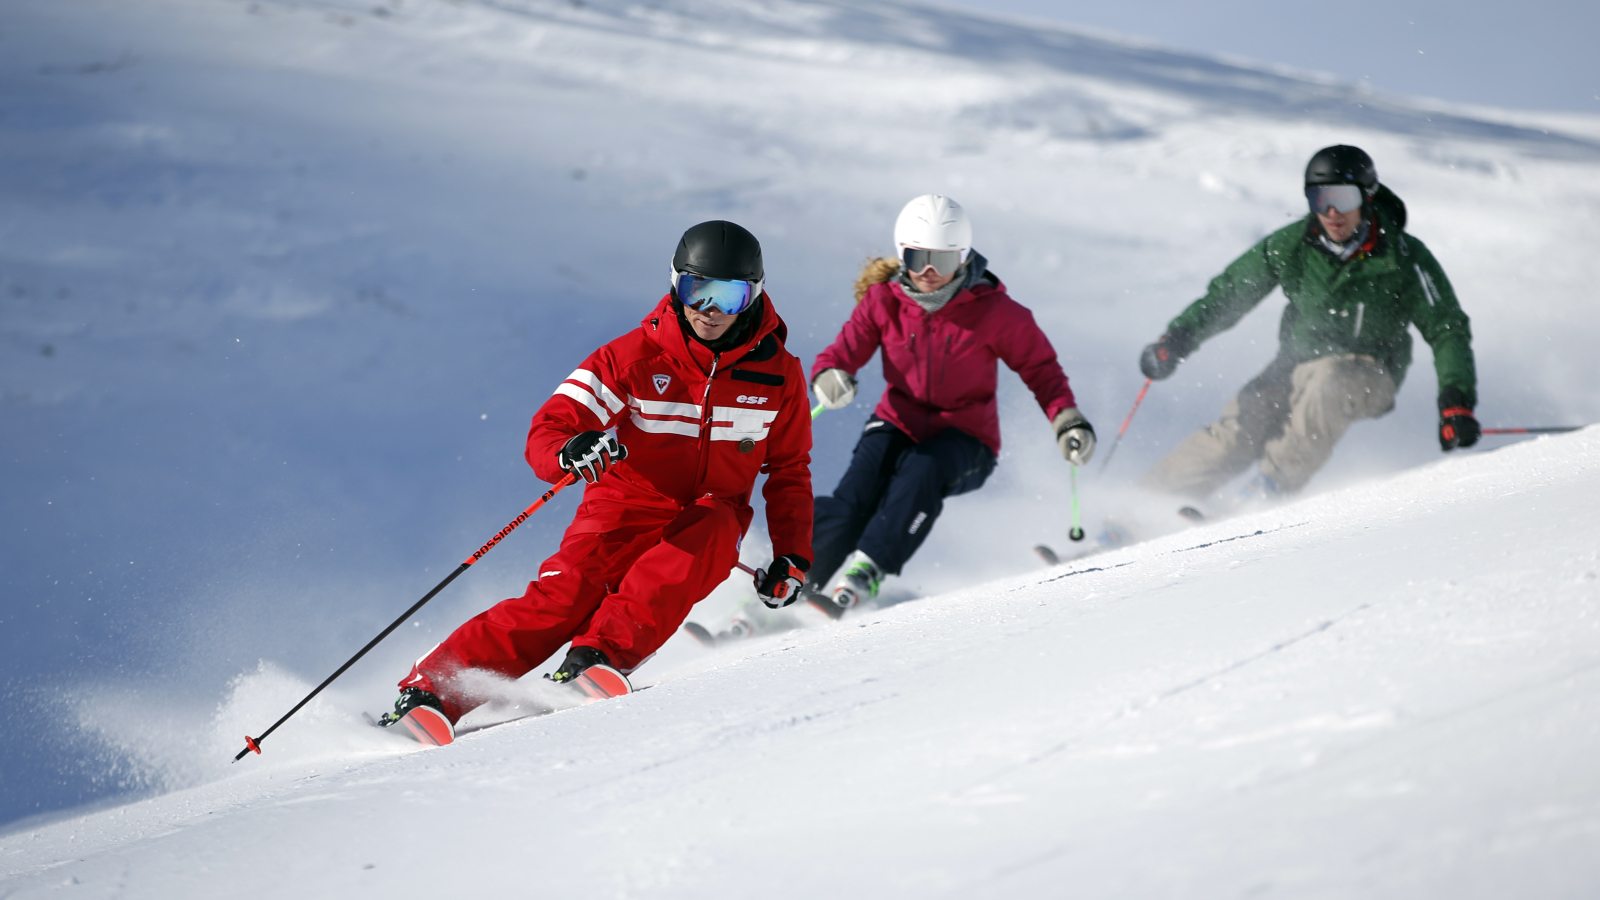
xmin=2 ymin=0 xmax=1598 ymax=895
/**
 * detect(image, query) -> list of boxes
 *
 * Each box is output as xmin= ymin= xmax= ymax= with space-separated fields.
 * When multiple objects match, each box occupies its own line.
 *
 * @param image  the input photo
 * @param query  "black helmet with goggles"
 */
xmin=1304 ymin=145 xmax=1377 ymax=217
xmin=670 ymin=220 xmax=765 ymax=316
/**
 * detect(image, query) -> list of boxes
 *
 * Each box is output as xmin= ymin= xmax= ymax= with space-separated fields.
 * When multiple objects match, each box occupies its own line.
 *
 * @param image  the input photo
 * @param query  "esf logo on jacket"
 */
xmin=736 ymin=395 xmax=770 ymax=405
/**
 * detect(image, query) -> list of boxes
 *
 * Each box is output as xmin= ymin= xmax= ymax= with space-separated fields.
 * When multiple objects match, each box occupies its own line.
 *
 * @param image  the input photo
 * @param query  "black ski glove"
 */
xmin=1138 ymin=328 xmax=1194 ymax=381
xmin=754 ymin=554 xmax=809 ymax=609
xmin=1438 ymin=388 xmax=1480 ymax=451
xmin=558 ymin=430 xmax=628 ymax=483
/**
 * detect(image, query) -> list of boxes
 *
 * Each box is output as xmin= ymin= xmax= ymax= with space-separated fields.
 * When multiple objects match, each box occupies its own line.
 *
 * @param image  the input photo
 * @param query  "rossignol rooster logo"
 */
xmin=652 ymin=374 xmax=671 ymax=395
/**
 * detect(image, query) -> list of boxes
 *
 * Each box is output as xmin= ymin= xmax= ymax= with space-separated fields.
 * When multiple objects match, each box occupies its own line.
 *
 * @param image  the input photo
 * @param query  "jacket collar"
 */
xmin=1302 ymin=207 xmax=1386 ymax=261
xmin=886 ymin=250 xmax=1004 ymax=312
xmin=641 ymin=293 xmax=784 ymax=374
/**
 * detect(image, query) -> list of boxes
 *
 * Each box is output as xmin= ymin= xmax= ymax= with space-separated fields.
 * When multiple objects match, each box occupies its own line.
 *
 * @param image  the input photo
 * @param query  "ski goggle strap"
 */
xmin=901 ymin=246 xmax=965 ymax=277
xmin=675 ymin=272 xmax=759 ymax=316
xmin=1306 ymin=184 xmax=1364 ymax=215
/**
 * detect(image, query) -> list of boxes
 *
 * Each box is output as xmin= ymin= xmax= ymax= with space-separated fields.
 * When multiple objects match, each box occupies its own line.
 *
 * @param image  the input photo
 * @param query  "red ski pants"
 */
xmin=402 ymin=496 xmax=745 ymax=722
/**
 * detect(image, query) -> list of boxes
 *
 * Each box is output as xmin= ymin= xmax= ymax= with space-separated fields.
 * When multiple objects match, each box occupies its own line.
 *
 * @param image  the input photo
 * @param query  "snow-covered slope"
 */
xmin=2 ymin=0 xmax=1599 ymax=871
xmin=5 ymin=428 xmax=1599 ymax=896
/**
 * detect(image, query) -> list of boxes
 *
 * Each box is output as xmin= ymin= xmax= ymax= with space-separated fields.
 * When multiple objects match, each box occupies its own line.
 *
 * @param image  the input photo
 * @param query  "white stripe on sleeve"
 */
xmin=1414 ymin=264 xmax=1441 ymax=307
xmin=554 ymin=383 xmax=609 ymax=425
xmin=567 ymin=368 xmax=626 ymax=415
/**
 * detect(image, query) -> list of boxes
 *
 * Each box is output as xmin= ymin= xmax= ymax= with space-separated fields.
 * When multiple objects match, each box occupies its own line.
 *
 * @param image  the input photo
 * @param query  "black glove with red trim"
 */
xmin=558 ymin=430 xmax=628 ymax=483
xmin=1138 ymin=328 xmax=1194 ymax=381
xmin=754 ymin=554 xmax=809 ymax=609
xmin=1438 ymin=389 xmax=1480 ymax=451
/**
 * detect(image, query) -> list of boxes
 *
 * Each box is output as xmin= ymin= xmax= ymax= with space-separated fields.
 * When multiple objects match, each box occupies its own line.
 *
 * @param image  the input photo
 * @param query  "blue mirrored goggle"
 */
xmin=1306 ymin=184 xmax=1364 ymax=215
xmin=676 ymin=272 xmax=757 ymax=316
xmin=901 ymin=246 xmax=964 ymax=277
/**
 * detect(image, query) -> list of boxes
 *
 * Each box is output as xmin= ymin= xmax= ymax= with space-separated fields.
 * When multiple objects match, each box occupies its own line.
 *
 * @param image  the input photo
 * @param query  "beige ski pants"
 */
xmin=1139 ymin=354 xmax=1397 ymax=498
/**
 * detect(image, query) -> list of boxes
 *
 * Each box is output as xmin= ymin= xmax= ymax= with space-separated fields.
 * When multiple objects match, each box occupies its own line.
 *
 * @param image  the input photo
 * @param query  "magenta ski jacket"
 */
xmin=811 ymin=267 xmax=1077 ymax=457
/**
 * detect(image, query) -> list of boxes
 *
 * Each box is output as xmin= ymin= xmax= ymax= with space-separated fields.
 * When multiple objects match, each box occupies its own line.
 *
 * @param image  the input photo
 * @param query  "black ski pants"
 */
xmin=809 ymin=419 xmax=996 ymax=589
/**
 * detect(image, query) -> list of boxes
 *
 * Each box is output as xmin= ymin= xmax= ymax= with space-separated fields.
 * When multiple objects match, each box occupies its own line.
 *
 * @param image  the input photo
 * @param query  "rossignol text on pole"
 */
xmin=1096 ymin=377 xmax=1152 ymax=476
xmin=234 ymin=472 xmax=579 ymax=762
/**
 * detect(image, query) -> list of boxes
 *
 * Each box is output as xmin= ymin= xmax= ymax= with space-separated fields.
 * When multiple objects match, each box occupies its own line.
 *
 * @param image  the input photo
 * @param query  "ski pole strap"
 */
xmin=233 ymin=473 xmax=578 ymax=762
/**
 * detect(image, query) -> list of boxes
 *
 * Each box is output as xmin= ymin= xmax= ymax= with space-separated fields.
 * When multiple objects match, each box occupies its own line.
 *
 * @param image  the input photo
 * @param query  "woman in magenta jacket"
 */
xmin=806 ymin=195 xmax=1096 ymax=615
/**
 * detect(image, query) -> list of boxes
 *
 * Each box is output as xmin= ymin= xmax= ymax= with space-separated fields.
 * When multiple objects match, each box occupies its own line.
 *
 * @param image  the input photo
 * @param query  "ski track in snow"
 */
xmin=2 ymin=0 xmax=1600 ymax=894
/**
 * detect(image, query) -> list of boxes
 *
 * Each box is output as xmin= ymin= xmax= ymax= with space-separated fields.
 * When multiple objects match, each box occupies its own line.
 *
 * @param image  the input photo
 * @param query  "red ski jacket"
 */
xmin=526 ymin=295 xmax=813 ymax=565
xmin=811 ymin=272 xmax=1076 ymax=456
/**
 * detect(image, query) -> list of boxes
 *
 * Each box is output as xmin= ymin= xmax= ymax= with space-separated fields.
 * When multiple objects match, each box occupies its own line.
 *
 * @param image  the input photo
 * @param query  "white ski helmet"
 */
xmin=893 ymin=194 xmax=972 ymax=257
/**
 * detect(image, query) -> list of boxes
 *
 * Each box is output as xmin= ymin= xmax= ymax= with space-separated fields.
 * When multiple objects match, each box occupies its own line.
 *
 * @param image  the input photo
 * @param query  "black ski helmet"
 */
xmin=1305 ymin=145 xmax=1378 ymax=191
xmin=672 ymin=220 xmax=764 ymax=284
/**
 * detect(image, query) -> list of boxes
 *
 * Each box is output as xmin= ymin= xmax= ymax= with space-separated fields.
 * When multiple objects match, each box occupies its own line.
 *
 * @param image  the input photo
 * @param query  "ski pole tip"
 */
xmin=234 ymin=735 xmax=262 ymax=762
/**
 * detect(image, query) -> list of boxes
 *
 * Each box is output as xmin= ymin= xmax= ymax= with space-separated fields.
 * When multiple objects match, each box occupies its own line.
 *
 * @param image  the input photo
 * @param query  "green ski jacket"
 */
xmin=1167 ymin=187 xmax=1476 ymax=406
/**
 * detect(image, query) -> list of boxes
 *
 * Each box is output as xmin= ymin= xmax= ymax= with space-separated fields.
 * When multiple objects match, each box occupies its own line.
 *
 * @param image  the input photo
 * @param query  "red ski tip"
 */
xmin=396 ymin=706 xmax=455 ymax=747
xmin=574 ymin=664 xmax=633 ymax=701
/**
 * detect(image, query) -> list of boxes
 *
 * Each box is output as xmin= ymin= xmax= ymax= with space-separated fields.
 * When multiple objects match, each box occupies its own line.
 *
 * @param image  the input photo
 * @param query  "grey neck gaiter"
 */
xmin=898 ymin=268 xmax=965 ymax=314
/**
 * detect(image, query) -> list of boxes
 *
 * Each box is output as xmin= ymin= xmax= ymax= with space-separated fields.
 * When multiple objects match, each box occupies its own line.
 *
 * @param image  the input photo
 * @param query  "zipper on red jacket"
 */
xmin=697 ymin=352 xmax=720 ymax=491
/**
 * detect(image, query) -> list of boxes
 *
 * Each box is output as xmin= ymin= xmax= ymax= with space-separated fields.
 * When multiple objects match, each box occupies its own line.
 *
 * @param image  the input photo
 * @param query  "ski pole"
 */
xmin=1096 ymin=377 xmax=1152 ymax=476
xmin=1482 ymin=426 xmax=1585 ymax=435
xmin=811 ymin=403 xmax=825 ymax=420
xmin=1068 ymin=464 xmax=1084 ymax=541
xmin=234 ymin=472 xmax=579 ymax=762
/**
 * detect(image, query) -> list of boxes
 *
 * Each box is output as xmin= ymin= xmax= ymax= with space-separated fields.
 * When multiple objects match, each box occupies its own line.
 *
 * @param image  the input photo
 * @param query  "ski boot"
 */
xmin=815 ymin=550 xmax=884 ymax=618
xmin=545 ymin=645 xmax=632 ymax=701
xmin=378 ymin=687 xmax=454 ymax=747
xmin=802 ymin=583 xmax=845 ymax=620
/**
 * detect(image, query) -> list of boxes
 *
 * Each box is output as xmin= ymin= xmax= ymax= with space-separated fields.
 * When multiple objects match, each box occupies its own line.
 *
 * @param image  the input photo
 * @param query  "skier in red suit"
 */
xmin=380 ymin=221 xmax=813 ymax=735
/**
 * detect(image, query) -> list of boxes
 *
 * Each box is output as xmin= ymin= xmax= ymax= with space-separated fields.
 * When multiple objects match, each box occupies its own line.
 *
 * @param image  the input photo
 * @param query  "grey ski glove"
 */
xmin=1053 ymin=408 xmax=1096 ymax=466
xmin=812 ymin=368 xmax=857 ymax=410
